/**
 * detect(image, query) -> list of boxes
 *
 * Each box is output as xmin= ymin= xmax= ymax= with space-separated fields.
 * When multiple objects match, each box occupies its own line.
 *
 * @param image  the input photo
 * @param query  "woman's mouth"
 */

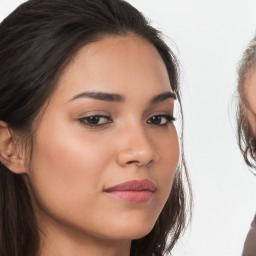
xmin=104 ymin=179 xmax=156 ymax=203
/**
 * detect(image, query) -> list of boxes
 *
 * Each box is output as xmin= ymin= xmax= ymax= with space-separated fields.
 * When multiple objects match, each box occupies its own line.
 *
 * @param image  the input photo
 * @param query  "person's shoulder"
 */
xmin=242 ymin=214 xmax=256 ymax=256
xmin=250 ymin=214 xmax=256 ymax=228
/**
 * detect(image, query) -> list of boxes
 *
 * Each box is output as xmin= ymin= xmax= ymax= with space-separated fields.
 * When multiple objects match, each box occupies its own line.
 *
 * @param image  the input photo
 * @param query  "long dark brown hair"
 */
xmin=0 ymin=0 xmax=192 ymax=255
xmin=237 ymin=36 xmax=256 ymax=171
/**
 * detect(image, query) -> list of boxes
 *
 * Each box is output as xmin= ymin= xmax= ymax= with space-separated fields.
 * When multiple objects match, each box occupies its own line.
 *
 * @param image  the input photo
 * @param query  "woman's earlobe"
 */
xmin=0 ymin=121 xmax=27 ymax=174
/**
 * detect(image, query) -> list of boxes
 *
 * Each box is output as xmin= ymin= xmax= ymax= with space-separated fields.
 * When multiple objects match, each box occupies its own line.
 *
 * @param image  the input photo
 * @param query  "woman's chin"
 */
xmin=105 ymin=221 xmax=156 ymax=241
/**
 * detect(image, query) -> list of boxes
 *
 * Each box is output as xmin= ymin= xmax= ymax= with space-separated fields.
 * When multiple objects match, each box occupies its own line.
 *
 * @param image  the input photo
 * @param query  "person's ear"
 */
xmin=0 ymin=121 xmax=27 ymax=174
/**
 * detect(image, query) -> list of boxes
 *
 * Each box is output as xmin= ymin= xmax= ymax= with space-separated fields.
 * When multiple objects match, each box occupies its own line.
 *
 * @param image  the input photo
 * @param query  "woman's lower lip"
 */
xmin=105 ymin=191 xmax=154 ymax=203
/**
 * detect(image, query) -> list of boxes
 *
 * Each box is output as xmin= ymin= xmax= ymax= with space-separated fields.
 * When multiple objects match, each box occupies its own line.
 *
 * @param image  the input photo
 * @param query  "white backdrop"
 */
xmin=1 ymin=1 xmax=256 ymax=255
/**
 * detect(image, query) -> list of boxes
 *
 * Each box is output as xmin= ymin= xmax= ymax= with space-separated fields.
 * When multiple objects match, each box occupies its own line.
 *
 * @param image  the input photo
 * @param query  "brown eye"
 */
xmin=87 ymin=116 xmax=101 ymax=124
xmin=79 ymin=115 xmax=112 ymax=126
xmin=147 ymin=115 xmax=175 ymax=126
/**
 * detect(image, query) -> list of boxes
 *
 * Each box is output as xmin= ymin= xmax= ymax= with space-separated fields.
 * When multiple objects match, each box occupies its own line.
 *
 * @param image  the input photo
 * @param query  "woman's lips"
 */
xmin=104 ymin=179 xmax=156 ymax=203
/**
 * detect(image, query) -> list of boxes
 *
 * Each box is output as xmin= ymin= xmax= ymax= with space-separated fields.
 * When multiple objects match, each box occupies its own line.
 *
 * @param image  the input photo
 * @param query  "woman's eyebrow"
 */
xmin=67 ymin=91 xmax=175 ymax=104
xmin=68 ymin=91 xmax=124 ymax=103
xmin=150 ymin=91 xmax=176 ymax=104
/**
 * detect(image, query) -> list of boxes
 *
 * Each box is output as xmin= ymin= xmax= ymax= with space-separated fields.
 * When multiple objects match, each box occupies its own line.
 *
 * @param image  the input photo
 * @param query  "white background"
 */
xmin=1 ymin=1 xmax=256 ymax=255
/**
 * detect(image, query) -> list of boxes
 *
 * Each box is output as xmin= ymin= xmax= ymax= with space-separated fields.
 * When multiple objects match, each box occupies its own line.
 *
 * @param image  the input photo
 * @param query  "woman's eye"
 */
xmin=79 ymin=115 xmax=112 ymax=127
xmin=147 ymin=115 xmax=176 ymax=126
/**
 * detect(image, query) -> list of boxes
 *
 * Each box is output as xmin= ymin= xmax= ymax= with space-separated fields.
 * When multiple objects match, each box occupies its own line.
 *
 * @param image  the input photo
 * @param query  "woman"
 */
xmin=0 ymin=0 xmax=191 ymax=255
xmin=237 ymin=35 xmax=256 ymax=256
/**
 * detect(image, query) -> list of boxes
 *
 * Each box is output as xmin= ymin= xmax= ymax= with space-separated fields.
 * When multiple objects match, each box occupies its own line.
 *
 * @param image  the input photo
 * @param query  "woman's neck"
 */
xmin=38 ymin=218 xmax=131 ymax=256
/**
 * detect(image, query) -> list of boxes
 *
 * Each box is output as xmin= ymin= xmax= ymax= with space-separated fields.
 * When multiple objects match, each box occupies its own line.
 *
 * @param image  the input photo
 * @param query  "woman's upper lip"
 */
xmin=104 ymin=179 xmax=157 ymax=192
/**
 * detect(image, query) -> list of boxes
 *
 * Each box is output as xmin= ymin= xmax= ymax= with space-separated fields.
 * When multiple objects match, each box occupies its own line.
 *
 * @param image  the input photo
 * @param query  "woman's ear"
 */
xmin=0 ymin=121 xmax=27 ymax=174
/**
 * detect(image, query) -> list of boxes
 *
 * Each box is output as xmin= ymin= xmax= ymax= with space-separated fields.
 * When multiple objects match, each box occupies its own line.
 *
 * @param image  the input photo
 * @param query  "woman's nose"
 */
xmin=116 ymin=127 xmax=159 ymax=167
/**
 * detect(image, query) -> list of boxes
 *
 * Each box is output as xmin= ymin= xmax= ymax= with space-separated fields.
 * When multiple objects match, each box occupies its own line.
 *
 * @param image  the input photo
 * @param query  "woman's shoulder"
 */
xmin=242 ymin=214 xmax=256 ymax=256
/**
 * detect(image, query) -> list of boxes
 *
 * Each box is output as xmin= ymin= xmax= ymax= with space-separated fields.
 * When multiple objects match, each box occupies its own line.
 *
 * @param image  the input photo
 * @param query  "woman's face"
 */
xmin=244 ymin=68 xmax=256 ymax=132
xmin=27 ymin=35 xmax=179 ymax=242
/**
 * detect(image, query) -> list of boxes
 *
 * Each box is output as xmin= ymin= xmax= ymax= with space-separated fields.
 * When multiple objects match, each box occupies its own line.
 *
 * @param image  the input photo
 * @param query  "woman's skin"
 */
xmin=4 ymin=35 xmax=179 ymax=256
xmin=244 ymin=68 xmax=256 ymax=133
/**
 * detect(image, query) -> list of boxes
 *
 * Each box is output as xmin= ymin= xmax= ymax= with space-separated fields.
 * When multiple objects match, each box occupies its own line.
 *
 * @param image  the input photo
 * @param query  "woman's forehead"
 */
xmin=52 ymin=35 xmax=172 ymax=104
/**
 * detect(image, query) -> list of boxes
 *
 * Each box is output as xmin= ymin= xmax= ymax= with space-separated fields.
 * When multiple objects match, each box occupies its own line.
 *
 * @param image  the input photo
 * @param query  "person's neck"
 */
xmin=38 ymin=220 xmax=131 ymax=256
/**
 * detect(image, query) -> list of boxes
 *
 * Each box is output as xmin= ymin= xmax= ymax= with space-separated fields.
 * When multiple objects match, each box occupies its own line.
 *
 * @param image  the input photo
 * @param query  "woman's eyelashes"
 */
xmin=147 ymin=114 xmax=176 ymax=126
xmin=78 ymin=114 xmax=175 ymax=128
xmin=79 ymin=115 xmax=113 ymax=127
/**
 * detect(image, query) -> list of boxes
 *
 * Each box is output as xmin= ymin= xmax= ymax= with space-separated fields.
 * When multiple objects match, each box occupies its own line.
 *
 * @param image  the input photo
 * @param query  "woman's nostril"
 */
xmin=127 ymin=160 xmax=138 ymax=165
xmin=125 ymin=159 xmax=154 ymax=166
